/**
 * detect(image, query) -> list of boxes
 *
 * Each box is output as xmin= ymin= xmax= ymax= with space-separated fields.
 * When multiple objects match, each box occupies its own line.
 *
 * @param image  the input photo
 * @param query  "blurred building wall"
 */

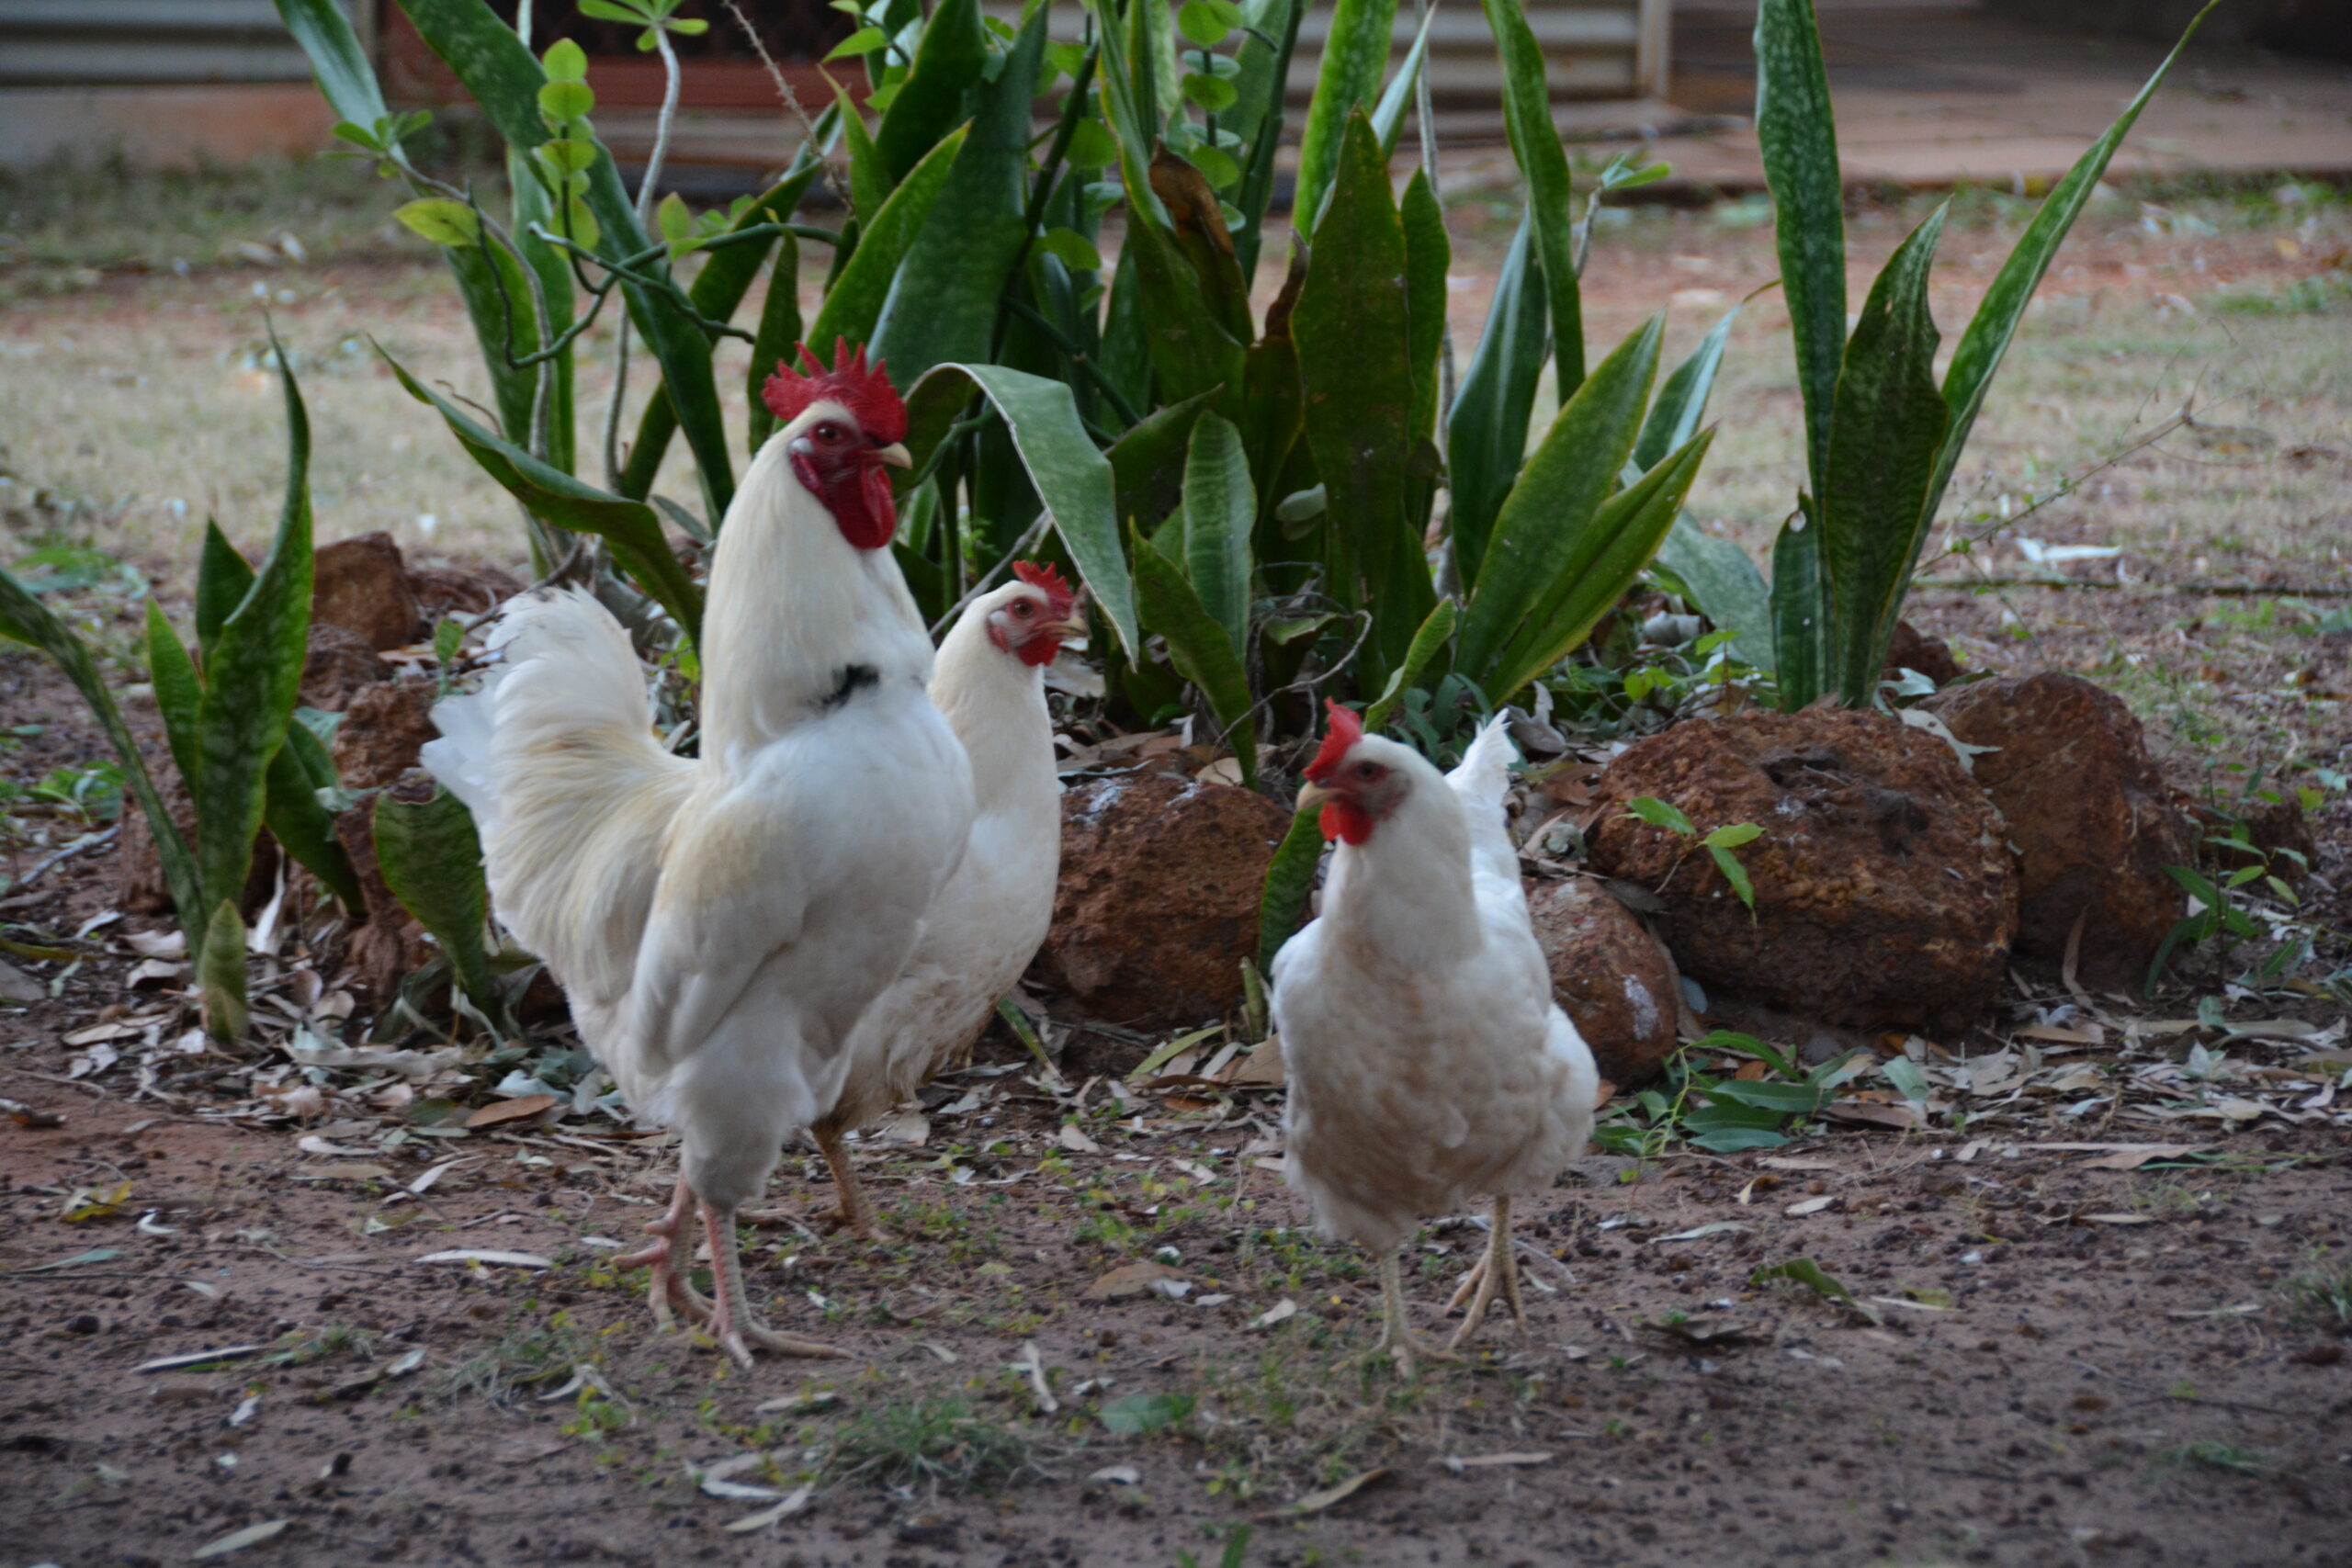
xmin=0 ymin=0 xmax=371 ymax=170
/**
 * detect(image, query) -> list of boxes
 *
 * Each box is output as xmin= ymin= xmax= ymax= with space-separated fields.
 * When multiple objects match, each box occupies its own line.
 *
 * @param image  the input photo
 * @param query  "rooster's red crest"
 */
xmin=762 ymin=338 xmax=908 ymax=446
xmin=1012 ymin=560 xmax=1077 ymax=621
xmin=1304 ymin=700 xmax=1363 ymax=784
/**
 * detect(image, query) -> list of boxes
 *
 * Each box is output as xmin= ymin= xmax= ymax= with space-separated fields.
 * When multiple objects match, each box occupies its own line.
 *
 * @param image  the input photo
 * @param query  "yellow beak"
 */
xmin=1295 ymin=780 xmax=1335 ymax=815
xmin=876 ymin=442 xmax=912 ymax=469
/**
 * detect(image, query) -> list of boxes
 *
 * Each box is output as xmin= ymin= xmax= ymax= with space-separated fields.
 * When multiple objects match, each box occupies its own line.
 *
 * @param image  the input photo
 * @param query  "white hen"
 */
xmin=423 ymin=344 xmax=974 ymax=1366
xmin=1272 ymin=703 xmax=1598 ymax=1374
xmin=807 ymin=562 xmax=1079 ymax=1237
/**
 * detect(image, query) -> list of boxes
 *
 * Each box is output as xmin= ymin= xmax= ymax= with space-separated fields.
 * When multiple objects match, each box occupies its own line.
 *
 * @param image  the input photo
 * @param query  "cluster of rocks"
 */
xmin=119 ymin=531 xmax=518 ymax=999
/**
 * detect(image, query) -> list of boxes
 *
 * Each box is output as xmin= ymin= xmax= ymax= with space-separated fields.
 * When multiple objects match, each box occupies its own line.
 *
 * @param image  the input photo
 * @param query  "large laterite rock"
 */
xmin=1031 ymin=771 xmax=1293 ymax=1032
xmin=410 ymin=562 xmax=523 ymax=625
xmin=332 ymin=678 xmax=438 ymax=792
xmin=1928 ymin=672 xmax=2192 ymax=990
xmin=311 ymin=531 xmax=423 ymax=651
xmin=299 ymin=625 xmax=390 ymax=712
xmin=1524 ymin=876 xmax=1680 ymax=1089
xmin=1587 ymin=708 xmax=2018 ymax=1039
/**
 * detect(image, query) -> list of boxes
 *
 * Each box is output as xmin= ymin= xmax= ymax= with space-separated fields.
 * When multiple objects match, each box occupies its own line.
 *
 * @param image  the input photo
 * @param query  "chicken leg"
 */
xmin=696 ymin=1200 xmax=842 ymax=1369
xmin=1443 ymin=1195 xmax=1527 ymax=1349
xmin=810 ymin=1122 xmax=884 ymax=1241
xmin=616 ymin=1171 xmax=709 ymax=1329
xmin=1374 ymin=1248 xmax=1460 ymax=1379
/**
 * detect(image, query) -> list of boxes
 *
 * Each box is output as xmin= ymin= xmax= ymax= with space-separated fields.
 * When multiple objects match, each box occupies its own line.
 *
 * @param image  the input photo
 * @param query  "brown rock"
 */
xmin=1524 ymin=877 xmax=1679 ymax=1089
xmin=1884 ymin=619 xmax=1964 ymax=687
xmin=115 ymin=761 xmax=280 ymax=919
xmin=333 ymin=678 xmax=439 ymax=792
xmin=410 ymin=563 xmax=523 ymax=624
xmin=299 ymin=625 xmax=389 ymax=712
xmin=1030 ymin=771 xmax=1293 ymax=1031
xmin=1587 ymin=708 xmax=2018 ymax=1039
xmin=312 ymin=532 xmax=422 ymax=651
xmin=1928 ymin=672 xmax=2192 ymax=990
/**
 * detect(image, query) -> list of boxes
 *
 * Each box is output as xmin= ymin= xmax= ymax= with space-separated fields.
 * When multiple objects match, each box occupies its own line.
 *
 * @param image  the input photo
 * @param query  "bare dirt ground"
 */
xmin=2 ymin=168 xmax=2349 ymax=1567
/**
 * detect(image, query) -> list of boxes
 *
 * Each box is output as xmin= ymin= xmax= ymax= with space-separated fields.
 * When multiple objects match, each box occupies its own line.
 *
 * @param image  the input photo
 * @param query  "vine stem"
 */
xmin=606 ymin=19 xmax=684 ymax=491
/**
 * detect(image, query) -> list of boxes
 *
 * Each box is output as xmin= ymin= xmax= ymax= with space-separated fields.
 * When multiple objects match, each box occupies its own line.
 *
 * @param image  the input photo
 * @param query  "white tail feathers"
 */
xmin=1446 ymin=715 xmax=1521 ymax=891
xmin=422 ymin=588 xmax=693 ymax=1014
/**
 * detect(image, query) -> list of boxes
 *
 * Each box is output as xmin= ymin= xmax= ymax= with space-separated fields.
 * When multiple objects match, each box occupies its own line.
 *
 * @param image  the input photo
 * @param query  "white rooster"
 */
xmin=423 ymin=343 xmax=975 ymax=1366
xmin=1273 ymin=702 xmax=1598 ymax=1375
xmin=807 ymin=560 xmax=1080 ymax=1238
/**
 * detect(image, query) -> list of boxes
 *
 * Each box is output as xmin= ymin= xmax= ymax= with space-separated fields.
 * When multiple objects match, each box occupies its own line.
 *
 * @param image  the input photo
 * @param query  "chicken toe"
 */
xmin=1376 ymin=1248 xmax=1459 ymax=1379
xmin=1445 ymin=1197 xmax=1527 ymax=1350
xmin=811 ymin=1123 xmax=887 ymax=1242
xmin=699 ymin=1201 xmax=842 ymax=1368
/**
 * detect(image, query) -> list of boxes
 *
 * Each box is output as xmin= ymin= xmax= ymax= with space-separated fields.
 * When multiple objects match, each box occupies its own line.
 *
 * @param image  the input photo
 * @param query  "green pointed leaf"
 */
xmin=1361 ymin=597 xmax=1458 ymax=731
xmin=193 ymin=521 xmax=254 ymax=660
xmin=870 ymin=7 xmax=1048 ymax=381
xmin=826 ymin=25 xmax=889 ymax=60
xmin=1484 ymin=429 xmax=1713 ymax=701
xmin=1107 ymin=389 xmax=1217 ymax=535
xmin=1636 ymin=299 xmax=1743 ymax=472
xmin=902 ymin=363 xmax=1137 ymax=659
xmin=264 ymin=735 xmax=363 ymax=913
xmin=1292 ymin=109 xmax=1431 ymax=689
xmin=144 ymin=603 xmax=202 ymax=790
xmin=1459 ymin=317 xmax=1662 ymax=682
xmin=1257 ymin=805 xmax=1324 ymax=970
xmin=394 ymin=198 xmax=480 ymax=248
xmin=1294 ymin=0 xmax=1399 ymax=231
xmin=743 ymin=232 xmax=802 ymax=457
xmin=1624 ymin=795 xmax=1696 ymax=835
xmin=1481 ymin=0 xmax=1583 ymax=391
xmin=198 ymin=900 xmax=249 ymax=1043
xmin=1769 ymin=506 xmax=1827 ymax=710
xmin=1181 ymin=412 xmax=1255 ymax=658
xmin=803 ymin=124 xmax=968 ymax=359
xmin=1821 ymin=206 xmax=1951 ymax=705
xmin=1400 ymin=167 xmax=1448 ymax=443
xmin=1656 ymin=515 xmax=1774 ymax=671
xmin=374 ymin=788 xmax=500 ymax=1020
xmin=1133 ymin=527 xmax=1256 ymax=784
xmin=873 ymin=0 xmax=988 ymax=181
xmin=1446 ymin=213 xmax=1546 ymax=588
xmin=1754 ymin=0 xmax=1845 ymax=497
xmin=1366 ymin=4 xmax=1436 ymax=164
xmin=379 ymin=346 xmax=704 ymax=643
xmin=193 ymin=337 xmax=314 ymax=941
xmin=1228 ymin=0 xmax=1305 ymax=278
xmin=273 ymin=0 xmax=391 ymax=136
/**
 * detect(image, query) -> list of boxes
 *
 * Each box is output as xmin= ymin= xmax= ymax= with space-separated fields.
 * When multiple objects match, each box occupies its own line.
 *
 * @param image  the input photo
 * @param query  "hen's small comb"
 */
xmin=1012 ymin=560 xmax=1078 ymax=619
xmin=761 ymin=337 xmax=908 ymax=446
xmin=1304 ymin=699 xmax=1363 ymax=784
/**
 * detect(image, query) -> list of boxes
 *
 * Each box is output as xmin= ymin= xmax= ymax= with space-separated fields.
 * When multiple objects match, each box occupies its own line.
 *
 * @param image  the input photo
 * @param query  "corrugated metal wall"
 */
xmin=0 ymin=0 xmax=372 ymax=87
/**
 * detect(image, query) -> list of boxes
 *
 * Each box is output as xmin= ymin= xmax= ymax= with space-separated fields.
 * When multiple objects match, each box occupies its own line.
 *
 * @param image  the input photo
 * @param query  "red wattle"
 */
xmin=1016 ymin=634 xmax=1062 ymax=668
xmin=789 ymin=451 xmax=898 ymax=550
xmin=1319 ymin=798 xmax=1374 ymax=845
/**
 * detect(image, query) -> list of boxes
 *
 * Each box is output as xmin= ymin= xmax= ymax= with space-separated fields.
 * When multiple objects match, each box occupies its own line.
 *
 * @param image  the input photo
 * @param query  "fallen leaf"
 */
xmin=416 ymin=1249 xmax=554 ymax=1269
xmin=1057 ymin=1123 xmax=1101 ymax=1154
xmin=5 ymin=1246 xmax=123 ymax=1275
xmin=1089 ymin=1464 xmax=1142 ymax=1485
xmin=1758 ymin=1157 xmax=1842 ymax=1173
xmin=1281 ymin=1467 xmax=1389 ymax=1517
xmin=2078 ymin=1213 xmax=2159 ymax=1226
xmin=293 ymin=1163 xmax=393 ymax=1183
xmin=1218 ymin=1043 xmax=1286 ymax=1088
xmin=1250 ymin=1299 xmax=1298 ymax=1329
xmin=723 ymin=1483 xmax=814 ymax=1532
xmin=1822 ymin=1100 xmax=1926 ymax=1130
xmin=875 ymin=1111 xmax=928 ymax=1145
xmin=137 ymin=1345 xmax=270 ymax=1374
xmin=466 ymin=1095 xmax=559 ymax=1128
xmin=1785 ymin=1195 xmax=1838 ymax=1217
xmin=1653 ymin=1223 xmax=1755 ymax=1243
xmin=62 ymin=1179 xmax=133 ymax=1223
xmin=2078 ymin=1145 xmax=2203 ymax=1170
xmin=1442 ymin=1451 xmax=1554 ymax=1471
xmin=192 ymin=1519 xmax=289 ymax=1560
xmin=2016 ymin=1022 xmax=2103 ymax=1045
xmin=1085 ymin=1261 xmax=1185 ymax=1301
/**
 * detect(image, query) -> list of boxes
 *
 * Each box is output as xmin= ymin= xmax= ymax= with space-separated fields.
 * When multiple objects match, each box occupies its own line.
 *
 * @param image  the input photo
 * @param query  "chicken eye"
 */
xmin=1011 ymin=601 xmax=1035 ymax=618
xmin=812 ymin=422 xmax=844 ymax=444
xmin=1355 ymin=762 xmax=1385 ymax=783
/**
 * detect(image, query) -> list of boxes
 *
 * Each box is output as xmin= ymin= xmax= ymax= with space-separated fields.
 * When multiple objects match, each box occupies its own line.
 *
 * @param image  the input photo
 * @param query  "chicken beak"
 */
xmin=1295 ymin=780 xmax=1336 ymax=815
xmin=876 ymin=442 xmax=912 ymax=470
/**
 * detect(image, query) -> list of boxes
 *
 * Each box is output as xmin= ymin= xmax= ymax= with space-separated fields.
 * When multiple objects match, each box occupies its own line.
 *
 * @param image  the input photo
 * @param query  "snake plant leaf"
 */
xmin=1362 ymin=597 xmax=1459 ymax=732
xmin=1446 ymin=212 xmax=1546 ymax=588
xmin=1636 ymin=299 xmax=1743 ymax=472
xmin=871 ymin=7 xmax=1047 ymax=382
xmin=1656 ymin=516 xmax=1775 ymax=671
xmin=903 ymin=363 xmax=1138 ymax=659
xmin=1133 ymin=526 xmax=1257 ymax=784
xmin=1256 ymin=805 xmax=1325 ymax=970
xmin=1481 ymin=0 xmax=1583 ymax=391
xmin=1458 ymin=316 xmax=1661 ymax=685
xmin=263 ymin=738 xmax=365 ymax=913
xmin=873 ymin=0 xmax=989 ymax=181
xmin=1770 ymin=506 xmax=1827 ymax=710
xmin=1367 ymin=3 xmax=1436 ymax=166
xmin=442 ymin=232 xmax=544 ymax=461
xmin=274 ymin=0 xmax=390 ymax=137
xmin=1484 ymin=428 xmax=1713 ymax=702
xmin=1181 ymin=412 xmax=1256 ymax=658
xmin=743 ymin=232 xmax=803 ymax=458
xmin=192 ymin=339 xmax=314 ymax=954
xmin=1820 ymin=204 xmax=1950 ymax=705
xmin=1753 ymin=0 xmax=1846 ymax=498
xmin=1400 ymin=167 xmax=1449 ymax=444
xmin=1229 ymin=0 xmax=1305 ymax=279
xmin=197 ymin=899 xmax=250 ymax=1044
xmin=1149 ymin=148 xmax=1254 ymax=345
xmin=0 ymin=575 xmax=199 ymax=938
xmin=1925 ymin=1 xmax=2218 ymax=532
xmin=144 ymin=602 xmax=202 ymax=790
xmin=373 ymin=788 xmax=502 ymax=1022
xmin=1294 ymin=0 xmax=1399 ymax=231
xmin=803 ymin=125 xmax=968 ymax=360
xmin=1108 ymin=389 xmax=1218 ymax=533
xmin=1293 ymin=109 xmax=1432 ymax=690
xmin=379 ymin=347 xmax=705 ymax=643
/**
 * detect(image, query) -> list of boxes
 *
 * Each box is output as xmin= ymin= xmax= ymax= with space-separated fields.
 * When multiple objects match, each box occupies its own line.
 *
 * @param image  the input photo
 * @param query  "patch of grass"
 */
xmin=262 ymin=1321 xmax=379 ymax=1367
xmin=439 ymin=1310 xmax=595 ymax=1404
xmin=2153 ymin=1439 xmax=2276 ymax=1477
xmin=2276 ymin=1251 xmax=2352 ymax=1335
xmin=829 ymin=1393 xmax=1040 ymax=1493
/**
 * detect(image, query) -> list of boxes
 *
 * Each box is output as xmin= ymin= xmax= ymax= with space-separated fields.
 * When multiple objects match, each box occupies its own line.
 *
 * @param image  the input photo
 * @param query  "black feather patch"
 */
xmin=821 ymin=663 xmax=879 ymax=710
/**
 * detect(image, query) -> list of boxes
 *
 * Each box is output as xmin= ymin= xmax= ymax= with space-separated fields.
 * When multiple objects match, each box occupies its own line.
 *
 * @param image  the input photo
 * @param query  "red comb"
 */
xmin=761 ymin=337 xmax=908 ymax=446
xmin=1012 ymin=560 xmax=1077 ymax=620
xmin=1304 ymin=700 xmax=1363 ymax=784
